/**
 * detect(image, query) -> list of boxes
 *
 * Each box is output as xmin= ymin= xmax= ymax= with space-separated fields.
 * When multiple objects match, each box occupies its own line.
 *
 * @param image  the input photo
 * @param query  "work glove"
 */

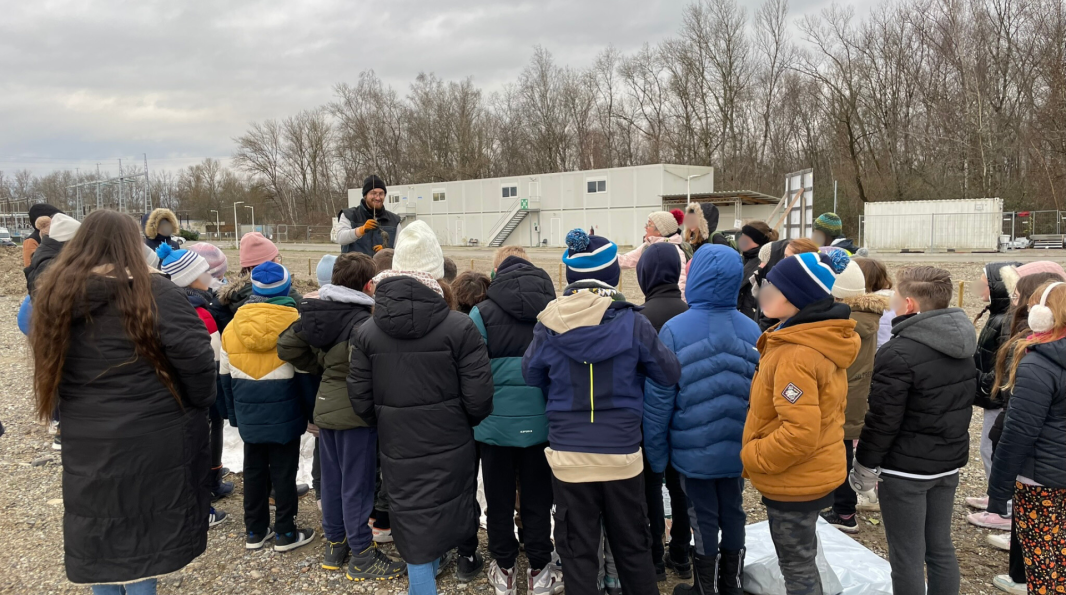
xmin=373 ymin=245 xmax=383 ymax=253
xmin=356 ymin=219 xmax=378 ymax=238
xmin=849 ymin=460 xmax=882 ymax=494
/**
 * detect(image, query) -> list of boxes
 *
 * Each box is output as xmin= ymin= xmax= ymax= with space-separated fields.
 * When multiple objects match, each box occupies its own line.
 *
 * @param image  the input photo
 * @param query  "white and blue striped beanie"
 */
xmin=251 ymin=262 xmax=292 ymax=297
xmin=562 ymin=229 xmax=620 ymax=286
xmin=767 ymin=250 xmax=849 ymax=309
xmin=156 ymin=243 xmax=209 ymax=288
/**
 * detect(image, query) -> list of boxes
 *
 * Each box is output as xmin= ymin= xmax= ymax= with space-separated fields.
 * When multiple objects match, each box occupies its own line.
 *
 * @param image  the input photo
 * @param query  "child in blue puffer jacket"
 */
xmin=522 ymin=230 xmax=681 ymax=595
xmin=644 ymin=244 xmax=761 ymax=595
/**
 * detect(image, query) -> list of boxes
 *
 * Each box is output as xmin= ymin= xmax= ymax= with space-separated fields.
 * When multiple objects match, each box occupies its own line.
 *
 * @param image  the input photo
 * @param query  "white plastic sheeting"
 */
xmin=744 ymin=518 xmax=893 ymax=595
xmin=221 ymin=426 xmax=318 ymax=488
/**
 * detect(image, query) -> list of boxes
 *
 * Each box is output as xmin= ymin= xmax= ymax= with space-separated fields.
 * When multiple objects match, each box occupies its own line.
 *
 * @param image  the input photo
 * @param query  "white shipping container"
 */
xmin=863 ymin=198 xmax=1002 ymax=252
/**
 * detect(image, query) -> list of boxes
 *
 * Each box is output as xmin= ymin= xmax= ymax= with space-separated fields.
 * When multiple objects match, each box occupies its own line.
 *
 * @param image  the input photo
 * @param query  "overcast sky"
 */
xmin=0 ymin=0 xmax=839 ymax=176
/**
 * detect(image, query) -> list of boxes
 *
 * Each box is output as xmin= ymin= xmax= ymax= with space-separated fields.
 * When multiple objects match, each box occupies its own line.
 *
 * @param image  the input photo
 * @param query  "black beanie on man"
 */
xmin=363 ymin=175 xmax=387 ymax=197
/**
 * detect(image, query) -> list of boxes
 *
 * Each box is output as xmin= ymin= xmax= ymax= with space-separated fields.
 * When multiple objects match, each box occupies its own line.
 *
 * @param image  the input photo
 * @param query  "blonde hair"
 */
xmin=995 ymin=281 xmax=1066 ymax=395
xmin=493 ymin=246 xmax=529 ymax=269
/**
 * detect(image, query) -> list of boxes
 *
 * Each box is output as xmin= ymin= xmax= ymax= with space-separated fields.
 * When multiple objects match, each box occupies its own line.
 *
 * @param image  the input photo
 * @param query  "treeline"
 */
xmin=4 ymin=0 xmax=1064 ymax=232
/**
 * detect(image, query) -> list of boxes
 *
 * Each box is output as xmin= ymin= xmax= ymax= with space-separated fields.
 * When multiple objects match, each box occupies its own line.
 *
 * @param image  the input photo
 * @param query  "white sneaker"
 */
xmin=487 ymin=560 xmax=516 ymax=595
xmin=372 ymin=527 xmax=393 ymax=543
xmin=856 ymin=490 xmax=881 ymax=512
xmin=987 ymin=533 xmax=1011 ymax=551
xmin=529 ymin=565 xmax=564 ymax=595
xmin=966 ymin=495 xmax=990 ymax=510
xmin=992 ymin=574 xmax=1027 ymax=594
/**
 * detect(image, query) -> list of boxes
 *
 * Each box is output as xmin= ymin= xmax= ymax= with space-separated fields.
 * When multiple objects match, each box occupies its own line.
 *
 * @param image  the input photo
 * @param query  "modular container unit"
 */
xmin=862 ymin=198 xmax=1003 ymax=252
xmin=348 ymin=164 xmax=714 ymax=248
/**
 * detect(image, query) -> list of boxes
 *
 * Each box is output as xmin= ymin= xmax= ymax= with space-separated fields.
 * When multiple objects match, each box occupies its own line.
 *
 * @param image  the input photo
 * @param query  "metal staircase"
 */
xmin=487 ymin=199 xmax=539 ymax=247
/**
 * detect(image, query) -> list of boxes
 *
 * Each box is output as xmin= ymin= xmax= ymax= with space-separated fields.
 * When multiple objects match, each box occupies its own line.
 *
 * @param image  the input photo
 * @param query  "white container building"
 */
xmin=862 ymin=198 xmax=1003 ymax=252
xmin=347 ymin=164 xmax=716 ymax=248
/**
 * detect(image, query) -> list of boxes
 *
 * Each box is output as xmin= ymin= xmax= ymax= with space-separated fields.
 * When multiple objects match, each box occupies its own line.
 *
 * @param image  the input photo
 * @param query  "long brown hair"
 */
xmin=853 ymin=257 xmax=892 ymax=294
xmin=991 ymin=273 xmax=1066 ymax=399
xmin=31 ymin=210 xmax=182 ymax=421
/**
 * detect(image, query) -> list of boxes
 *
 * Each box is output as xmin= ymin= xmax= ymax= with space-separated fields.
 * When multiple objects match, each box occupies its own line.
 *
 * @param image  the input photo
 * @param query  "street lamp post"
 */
xmin=210 ymin=210 xmax=220 ymax=241
xmin=686 ymin=174 xmax=704 ymax=203
xmin=232 ymin=201 xmax=244 ymax=249
xmin=245 ymin=205 xmax=255 ymax=234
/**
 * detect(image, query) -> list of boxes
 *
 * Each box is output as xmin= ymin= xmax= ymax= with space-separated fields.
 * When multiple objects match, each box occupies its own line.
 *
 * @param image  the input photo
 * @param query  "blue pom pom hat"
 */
xmin=561 ymin=228 xmax=620 ymax=286
xmin=766 ymin=251 xmax=848 ymax=309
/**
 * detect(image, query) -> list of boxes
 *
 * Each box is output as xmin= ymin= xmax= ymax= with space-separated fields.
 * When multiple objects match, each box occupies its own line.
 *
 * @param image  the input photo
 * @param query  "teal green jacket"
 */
xmin=469 ymin=257 xmax=555 ymax=447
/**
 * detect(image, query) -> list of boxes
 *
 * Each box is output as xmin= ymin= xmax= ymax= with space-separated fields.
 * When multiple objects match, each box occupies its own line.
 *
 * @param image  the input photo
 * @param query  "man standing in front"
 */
xmin=336 ymin=175 xmax=402 ymax=256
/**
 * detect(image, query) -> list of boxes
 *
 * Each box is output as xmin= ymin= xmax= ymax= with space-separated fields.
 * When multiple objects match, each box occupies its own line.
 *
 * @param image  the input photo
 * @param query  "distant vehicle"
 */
xmin=0 ymin=228 xmax=14 ymax=247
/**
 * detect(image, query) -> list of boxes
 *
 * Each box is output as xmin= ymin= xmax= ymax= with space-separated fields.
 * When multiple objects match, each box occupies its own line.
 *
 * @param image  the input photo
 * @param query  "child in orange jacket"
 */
xmin=742 ymin=251 xmax=859 ymax=595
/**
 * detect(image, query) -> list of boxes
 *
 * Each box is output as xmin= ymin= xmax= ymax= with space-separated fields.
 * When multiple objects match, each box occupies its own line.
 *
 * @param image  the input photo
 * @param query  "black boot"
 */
xmin=671 ymin=553 xmax=718 ymax=595
xmin=665 ymin=546 xmax=693 ymax=579
xmin=717 ymin=548 xmax=745 ymax=595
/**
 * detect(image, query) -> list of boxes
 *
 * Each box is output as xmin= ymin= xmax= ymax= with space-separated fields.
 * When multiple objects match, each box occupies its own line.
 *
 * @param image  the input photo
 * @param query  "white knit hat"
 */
xmin=832 ymin=260 xmax=867 ymax=299
xmin=48 ymin=213 xmax=81 ymax=242
xmin=392 ymin=220 xmax=444 ymax=280
xmin=648 ymin=211 xmax=679 ymax=237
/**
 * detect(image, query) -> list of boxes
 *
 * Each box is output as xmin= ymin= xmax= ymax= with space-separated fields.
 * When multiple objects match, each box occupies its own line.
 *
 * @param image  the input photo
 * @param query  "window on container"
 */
xmin=432 ymin=190 xmax=446 ymax=202
xmin=587 ymin=179 xmax=607 ymax=194
xmin=388 ymin=194 xmax=401 ymax=204
xmin=502 ymin=185 xmax=518 ymax=198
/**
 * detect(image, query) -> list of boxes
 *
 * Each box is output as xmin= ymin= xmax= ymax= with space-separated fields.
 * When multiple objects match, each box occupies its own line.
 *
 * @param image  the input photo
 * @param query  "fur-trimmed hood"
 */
xmin=143 ymin=208 xmax=179 ymax=239
xmin=683 ymin=202 xmax=719 ymax=244
xmin=842 ymin=293 xmax=890 ymax=316
xmin=217 ymin=270 xmax=251 ymax=305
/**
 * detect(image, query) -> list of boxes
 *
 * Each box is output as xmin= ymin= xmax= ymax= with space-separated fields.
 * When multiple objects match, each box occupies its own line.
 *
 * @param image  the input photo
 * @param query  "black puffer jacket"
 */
xmin=25 ymin=235 xmax=65 ymax=295
xmin=347 ymin=275 xmax=494 ymax=564
xmin=987 ymin=338 xmax=1066 ymax=514
xmin=974 ymin=262 xmax=1021 ymax=409
xmin=737 ymin=246 xmax=762 ymax=321
xmin=856 ymin=308 xmax=978 ymax=476
xmin=60 ymin=275 xmax=217 ymax=584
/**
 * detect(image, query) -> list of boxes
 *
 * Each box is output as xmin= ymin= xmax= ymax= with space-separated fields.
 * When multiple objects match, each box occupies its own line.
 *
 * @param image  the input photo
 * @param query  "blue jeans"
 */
xmin=90 ymin=579 xmax=157 ymax=595
xmin=407 ymin=558 xmax=442 ymax=595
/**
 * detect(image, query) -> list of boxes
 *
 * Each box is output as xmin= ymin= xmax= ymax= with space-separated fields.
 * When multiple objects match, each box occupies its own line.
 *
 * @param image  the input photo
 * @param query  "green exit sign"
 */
xmin=520 ymin=199 xmax=528 ymax=209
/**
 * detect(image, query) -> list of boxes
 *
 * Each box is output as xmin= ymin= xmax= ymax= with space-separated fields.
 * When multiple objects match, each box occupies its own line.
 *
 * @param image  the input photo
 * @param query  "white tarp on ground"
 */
xmin=745 ymin=518 xmax=893 ymax=595
xmin=221 ymin=426 xmax=318 ymax=488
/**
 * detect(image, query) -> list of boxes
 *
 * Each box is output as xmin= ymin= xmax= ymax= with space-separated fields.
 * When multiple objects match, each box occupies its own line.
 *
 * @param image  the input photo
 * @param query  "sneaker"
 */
xmin=654 ymin=560 xmax=667 ymax=582
xmin=992 ymin=574 xmax=1027 ymax=594
xmin=372 ymin=527 xmax=393 ymax=543
xmin=322 ymin=537 xmax=350 ymax=571
xmin=274 ymin=528 xmax=316 ymax=552
xmin=968 ymin=511 xmax=1012 ymax=531
xmin=208 ymin=507 xmax=228 ymax=528
xmin=856 ymin=489 xmax=880 ymax=512
xmin=48 ymin=420 xmax=59 ymax=435
xmin=52 ymin=434 xmax=62 ymax=451
xmin=246 ymin=528 xmax=275 ymax=550
xmin=820 ymin=510 xmax=859 ymax=534
xmin=487 ymin=560 xmax=517 ymax=595
xmin=437 ymin=550 xmax=457 ymax=578
xmin=212 ymin=481 xmax=234 ymax=502
xmin=604 ymin=575 xmax=622 ymax=595
xmin=664 ymin=550 xmax=692 ymax=580
xmin=296 ymin=483 xmax=310 ymax=497
xmin=528 ymin=565 xmax=564 ymax=595
xmin=987 ymin=533 xmax=1011 ymax=552
xmin=966 ymin=495 xmax=989 ymax=510
xmin=456 ymin=551 xmax=485 ymax=582
xmin=345 ymin=544 xmax=406 ymax=581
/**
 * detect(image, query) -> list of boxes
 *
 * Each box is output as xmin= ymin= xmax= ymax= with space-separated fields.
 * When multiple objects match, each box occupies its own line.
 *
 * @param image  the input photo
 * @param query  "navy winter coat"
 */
xmin=522 ymin=296 xmax=681 ymax=455
xmin=644 ymin=245 xmax=761 ymax=479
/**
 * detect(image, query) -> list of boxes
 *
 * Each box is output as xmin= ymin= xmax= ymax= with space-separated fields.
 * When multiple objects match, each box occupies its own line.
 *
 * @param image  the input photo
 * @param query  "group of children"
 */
xmin=128 ymin=203 xmax=1066 ymax=595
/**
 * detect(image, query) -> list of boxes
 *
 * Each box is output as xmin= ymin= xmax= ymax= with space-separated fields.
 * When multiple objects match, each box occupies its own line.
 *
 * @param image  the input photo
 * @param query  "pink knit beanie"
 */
xmin=239 ymin=232 xmax=279 ymax=269
xmin=1017 ymin=260 xmax=1066 ymax=280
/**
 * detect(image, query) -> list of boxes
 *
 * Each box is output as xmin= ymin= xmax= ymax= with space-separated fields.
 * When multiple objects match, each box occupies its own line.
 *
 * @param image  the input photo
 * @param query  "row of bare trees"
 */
xmin=5 ymin=0 xmax=1063 ymax=232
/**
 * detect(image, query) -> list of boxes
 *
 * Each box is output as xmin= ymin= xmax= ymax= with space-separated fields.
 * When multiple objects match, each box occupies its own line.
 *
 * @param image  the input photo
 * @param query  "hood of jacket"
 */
xmin=843 ymin=293 xmax=890 ymax=316
xmin=1026 ymin=336 xmax=1066 ymax=370
xmin=486 ymin=256 xmax=556 ymax=322
xmin=763 ymin=311 xmax=859 ymax=370
xmin=537 ymin=292 xmax=639 ymax=363
xmin=685 ymin=244 xmax=743 ymax=309
xmin=373 ymin=274 xmax=450 ymax=340
xmin=143 ymin=208 xmax=179 ymax=240
xmin=217 ymin=270 xmax=251 ymax=305
xmin=297 ymin=286 xmax=373 ymax=349
xmin=893 ymin=308 xmax=977 ymax=359
xmin=226 ymin=302 xmax=299 ymax=353
xmin=637 ymin=243 xmax=682 ymax=295
xmin=985 ymin=262 xmax=1020 ymax=315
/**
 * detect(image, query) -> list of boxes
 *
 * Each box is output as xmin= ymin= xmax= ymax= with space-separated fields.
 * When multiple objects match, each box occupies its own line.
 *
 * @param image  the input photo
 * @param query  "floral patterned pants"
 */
xmin=1014 ymin=482 xmax=1066 ymax=593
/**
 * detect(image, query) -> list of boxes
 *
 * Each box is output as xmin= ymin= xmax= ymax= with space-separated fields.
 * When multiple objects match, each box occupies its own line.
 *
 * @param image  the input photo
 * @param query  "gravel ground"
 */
xmin=0 ymin=245 xmax=1033 ymax=594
